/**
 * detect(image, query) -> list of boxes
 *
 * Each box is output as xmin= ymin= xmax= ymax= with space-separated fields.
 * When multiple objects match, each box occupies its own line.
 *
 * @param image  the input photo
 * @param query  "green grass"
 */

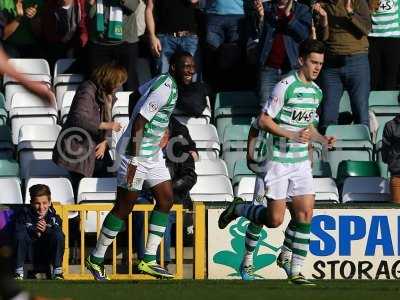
xmin=20 ymin=280 xmax=400 ymax=300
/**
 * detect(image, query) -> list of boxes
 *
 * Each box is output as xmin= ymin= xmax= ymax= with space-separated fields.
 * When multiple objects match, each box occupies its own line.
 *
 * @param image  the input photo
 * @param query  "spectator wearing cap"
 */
xmin=317 ymin=0 xmax=371 ymax=131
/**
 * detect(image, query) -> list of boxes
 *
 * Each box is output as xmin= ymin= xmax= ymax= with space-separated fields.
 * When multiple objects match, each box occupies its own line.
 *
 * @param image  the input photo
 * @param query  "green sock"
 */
xmin=143 ymin=210 xmax=169 ymax=263
xmin=291 ymin=222 xmax=311 ymax=276
xmin=91 ymin=213 xmax=124 ymax=264
xmin=243 ymin=222 xmax=262 ymax=267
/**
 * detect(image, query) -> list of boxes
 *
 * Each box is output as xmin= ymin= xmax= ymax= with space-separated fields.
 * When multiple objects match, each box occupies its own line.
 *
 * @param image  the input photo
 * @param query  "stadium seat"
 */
xmin=26 ymin=159 xmax=69 ymax=179
xmin=77 ymin=177 xmax=117 ymax=232
xmin=368 ymin=91 xmax=400 ymax=126
xmin=336 ymin=160 xmax=380 ymax=186
xmin=173 ymin=96 xmax=212 ymax=125
xmin=25 ymin=177 xmax=75 ymax=205
xmin=17 ymin=124 xmax=61 ymax=179
xmin=222 ymin=125 xmax=250 ymax=178
xmin=0 ymin=159 xmax=19 ymax=178
xmin=216 ymin=107 xmax=257 ymax=139
xmin=325 ymin=125 xmax=373 ymax=178
xmin=0 ymin=125 xmax=14 ymax=158
xmin=190 ymin=175 xmax=233 ymax=202
xmin=313 ymin=178 xmax=339 ymax=203
xmin=25 ymin=177 xmax=76 ymax=218
xmin=342 ymin=177 xmax=390 ymax=203
xmin=112 ymin=91 xmax=132 ymax=122
xmin=186 ymin=124 xmax=220 ymax=157
xmin=194 ymin=159 xmax=229 ymax=177
xmin=60 ymin=91 xmax=76 ymax=124
xmin=3 ymin=58 xmax=51 ymax=86
xmin=312 ymin=160 xmax=332 ymax=178
xmin=77 ymin=177 xmax=117 ymax=203
xmin=5 ymin=84 xmax=52 ymax=111
xmin=53 ymin=59 xmax=84 ymax=109
xmin=375 ymin=139 xmax=389 ymax=179
xmin=10 ymin=93 xmax=58 ymax=145
xmin=339 ymin=91 xmax=351 ymax=114
xmin=0 ymin=93 xmax=6 ymax=126
xmin=236 ymin=176 xmax=256 ymax=202
xmin=232 ymin=159 xmax=254 ymax=191
xmin=0 ymin=177 xmax=23 ymax=204
xmin=214 ymin=91 xmax=259 ymax=113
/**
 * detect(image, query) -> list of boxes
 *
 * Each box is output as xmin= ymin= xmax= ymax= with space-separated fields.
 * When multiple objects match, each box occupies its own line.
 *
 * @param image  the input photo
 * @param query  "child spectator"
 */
xmin=13 ymin=184 xmax=65 ymax=280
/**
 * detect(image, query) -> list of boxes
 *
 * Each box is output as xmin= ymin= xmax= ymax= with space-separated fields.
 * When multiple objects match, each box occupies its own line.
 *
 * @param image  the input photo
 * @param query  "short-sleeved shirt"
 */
xmin=116 ymin=73 xmax=178 ymax=158
xmin=261 ymin=72 xmax=322 ymax=164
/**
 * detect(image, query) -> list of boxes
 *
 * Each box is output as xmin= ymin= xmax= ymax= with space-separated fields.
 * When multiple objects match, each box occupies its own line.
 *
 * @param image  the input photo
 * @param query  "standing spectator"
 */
xmin=368 ymin=0 xmax=400 ymax=90
xmin=145 ymin=0 xmax=200 ymax=77
xmin=318 ymin=0 xmax=372 ymax=131
xmin=41 ymin=0 xmax=88 ymax=69
xmin=1 ymin=0 xmax=44 ymax=58
xmin=14 ymin=184 xmax=65 ymax=280
xmin=254 ymin=0 xmax=312 ymax=107
xmin=53 ymin=63 xmax=126 ymax=197
xmin=85 ymin=0 xmax=140 ymax=91
xmin=382 ymin=115 xmax=400 ymax=203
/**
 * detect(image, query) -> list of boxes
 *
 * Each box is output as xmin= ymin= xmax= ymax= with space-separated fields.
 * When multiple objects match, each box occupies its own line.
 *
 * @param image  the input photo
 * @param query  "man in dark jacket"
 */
xmin=13 ymin=185 xmax=65 ymax=280
xmin=255 ymin=0 xmax=312 ymax=107
xmin=382 ymin=115 xmax=400 ymax=203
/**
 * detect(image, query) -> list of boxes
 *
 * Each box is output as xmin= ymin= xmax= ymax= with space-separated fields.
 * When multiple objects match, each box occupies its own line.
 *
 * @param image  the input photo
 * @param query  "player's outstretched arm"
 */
xmin=258 ymin=112 xmax=311 ymax=144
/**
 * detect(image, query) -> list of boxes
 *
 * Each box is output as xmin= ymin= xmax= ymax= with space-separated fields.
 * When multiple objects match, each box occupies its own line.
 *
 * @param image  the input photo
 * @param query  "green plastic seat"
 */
xmin=232 ymin=159 xmax=254 ymax=188
xmin=0 ymin=93 xmax=5 ymax=109
xmin=217 ymin=115 xmax=254 ymax=140
xmin=339 ymin=92 xmax=351 ymax=113
xmin=325 ymin=124 xmax=371 ymax=141
xmin=0 ymin=159 xmax=19 ymax=177
xmin=312 ymin=160 xmax=332 ymax=178
xmin=0 ymin=125 xmax=13 ymax=158
xmin=222 ymin=151 xmax=246 ymax=179
xmin=336 ymin=160 xmax=380 ymax=186
xmin=214 ymin=91 xmax=259 ymax=111
xmin=368 ymin=91 xmax=399 ymax=107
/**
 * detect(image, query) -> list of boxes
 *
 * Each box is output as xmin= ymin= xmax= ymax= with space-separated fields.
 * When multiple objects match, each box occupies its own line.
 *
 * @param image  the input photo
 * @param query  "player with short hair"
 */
xmin=85 ymin=51 xmax=196 ymax=280
xmin=218 ymin=39 xmax=335 ymax=285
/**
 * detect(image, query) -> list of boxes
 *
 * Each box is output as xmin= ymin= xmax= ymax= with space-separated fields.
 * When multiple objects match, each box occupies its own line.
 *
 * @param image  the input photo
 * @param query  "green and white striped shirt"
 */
xmin=261 ymin=72 xmax=322 ymax=164
xmin=116 ymin=74 xmax=178 ymax=158
xmin=370 ymin=0 xmax=400 ymax=37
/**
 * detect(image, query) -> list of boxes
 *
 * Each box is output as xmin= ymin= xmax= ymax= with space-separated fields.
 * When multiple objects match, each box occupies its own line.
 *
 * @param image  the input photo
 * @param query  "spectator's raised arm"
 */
xmin=345 ymin=0 xmax=371 ymax=36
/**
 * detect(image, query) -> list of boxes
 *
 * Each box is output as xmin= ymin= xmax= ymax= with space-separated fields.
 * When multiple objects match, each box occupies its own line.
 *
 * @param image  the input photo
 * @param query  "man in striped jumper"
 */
xmin=86 ymin=51 xmax=195 ymax=280
xmin=219 ymin=40 xmax=335 ymax=286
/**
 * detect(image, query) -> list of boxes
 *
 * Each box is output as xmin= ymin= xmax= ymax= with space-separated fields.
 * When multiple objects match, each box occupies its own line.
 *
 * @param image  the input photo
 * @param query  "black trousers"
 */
xmin=369 ymin=37 xmax=400 ymax=90
xmin=14 ymin=229 xmax=65 ymax=273
xmin=86 ymin=41 xmax=139 ymax=91
xmin=0 ymin=246 xmax=21 ymax=300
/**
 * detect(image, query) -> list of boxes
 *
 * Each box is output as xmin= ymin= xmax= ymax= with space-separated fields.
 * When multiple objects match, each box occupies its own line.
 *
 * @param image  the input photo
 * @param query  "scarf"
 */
xmin=96 ymin=0 xmax=123 ymax=40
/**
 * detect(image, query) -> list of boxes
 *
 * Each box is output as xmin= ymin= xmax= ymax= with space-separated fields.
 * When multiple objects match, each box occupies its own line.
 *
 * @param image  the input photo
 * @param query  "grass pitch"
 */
xmin=20 ymin=280 xmax=400 ymax=300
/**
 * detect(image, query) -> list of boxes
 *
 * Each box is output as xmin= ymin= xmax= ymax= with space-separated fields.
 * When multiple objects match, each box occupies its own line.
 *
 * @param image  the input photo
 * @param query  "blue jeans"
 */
xmin=258 ymin=67 xmax=288 ymax=108
xmin=155 ymin=34 xmax=199 ymax=79
xmin=206 ymin=14 xmax=245 ymax=48
xmin=319 ymin=53 xmax=370 ymax=130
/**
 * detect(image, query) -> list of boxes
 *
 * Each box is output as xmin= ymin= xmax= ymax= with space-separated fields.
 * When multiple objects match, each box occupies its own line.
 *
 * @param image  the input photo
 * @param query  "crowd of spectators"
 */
xmin=2 ymin=0 xmax=400 ymax=281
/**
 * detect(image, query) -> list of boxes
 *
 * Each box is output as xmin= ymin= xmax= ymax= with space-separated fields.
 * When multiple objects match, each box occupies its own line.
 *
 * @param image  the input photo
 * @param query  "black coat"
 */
xmin=382 ymin=115 xmax=400 ymax=176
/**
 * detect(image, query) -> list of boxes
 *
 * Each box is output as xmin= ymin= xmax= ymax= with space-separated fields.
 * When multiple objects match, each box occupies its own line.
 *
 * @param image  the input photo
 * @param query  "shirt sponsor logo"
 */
xmin=291 ymin=109 xmax=314 ymax=122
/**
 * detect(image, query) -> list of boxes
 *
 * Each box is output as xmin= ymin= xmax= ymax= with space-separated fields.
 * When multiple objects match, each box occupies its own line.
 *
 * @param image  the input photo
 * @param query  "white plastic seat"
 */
xmin=195 ymin=159 xmax=229 ymax=177
xmin=77 ymin=178 xmax=117 ymax=203
xmin=77 ymin=177 xmax=117 ymax=233
xmin=17 ymin=124 xmax=61 ymax=179
xmin=342 ymin=177 xmax=390 ymax=203
xmin=10 ymin=93 xmax=58 ymax=144
xmin=112 ymin=92 xmax=132 ymax=121
xmin=25 ymin=177 xmax=76 ymax=217
xmin=236 ymin=176 xmax=256 ymax=202
xmin=186 ymin=124 xmax=220 ymax=157
xmin=0 ymin=177 xmax=22 ymax=204
xmin=60 ymin=91 xmax=76 ymax=123
xmin=56 ymin=84 xmax=79 ymax=113
xmin=190 ymin=175 xmax=233 ymax=202
xmin=4 ymin=59 xmax=51 ymax=86
xmin=313 ymin=178 xmax=339 ymax=203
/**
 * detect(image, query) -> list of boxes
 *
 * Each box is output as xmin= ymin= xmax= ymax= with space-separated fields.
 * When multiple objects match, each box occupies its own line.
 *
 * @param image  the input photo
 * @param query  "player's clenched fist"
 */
xmin=290 ymin=127 xmax=312 ymax=144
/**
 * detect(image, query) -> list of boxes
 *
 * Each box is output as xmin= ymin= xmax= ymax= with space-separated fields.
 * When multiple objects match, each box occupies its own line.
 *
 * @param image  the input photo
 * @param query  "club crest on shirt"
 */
xmin=148 ymin=101 xmax=159 ymax=112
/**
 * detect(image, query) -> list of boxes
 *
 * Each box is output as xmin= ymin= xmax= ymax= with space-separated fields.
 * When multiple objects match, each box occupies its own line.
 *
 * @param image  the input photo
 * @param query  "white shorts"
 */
xmin=259 ymin=160 xmax=314 ymax=201
xmin=117 ymin=154 xmax=171 ymax=192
